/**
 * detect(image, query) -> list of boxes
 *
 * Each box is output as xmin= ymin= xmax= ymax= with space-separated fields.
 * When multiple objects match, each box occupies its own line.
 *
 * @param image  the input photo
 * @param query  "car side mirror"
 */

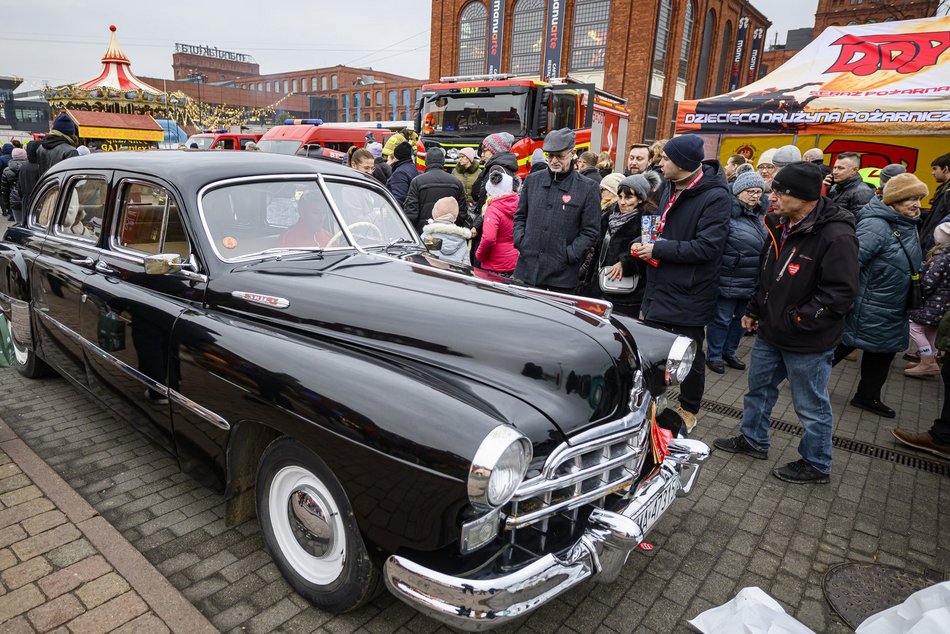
xmin=143 ymin=253 xmax=185 ymax=275
xmin=422 ymin=236 xmax=443 ymax=252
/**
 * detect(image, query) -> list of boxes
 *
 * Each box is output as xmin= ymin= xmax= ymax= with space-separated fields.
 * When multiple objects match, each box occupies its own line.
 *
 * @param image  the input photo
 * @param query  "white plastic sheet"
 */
xmin=688 ymin=587 xmax=816 ymax=634
xmin=856 ymin=581 xmax=950 ymax=634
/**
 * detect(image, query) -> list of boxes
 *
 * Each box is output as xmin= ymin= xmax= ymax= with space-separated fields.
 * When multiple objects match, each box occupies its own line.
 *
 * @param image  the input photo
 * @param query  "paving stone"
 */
xmin=45 ymin=537 xmax=97 ymax=569
xmin=63 ymin=590 xmax=148 ymax=634
xmin=111 ymin=612 xmax=172 ymax=634
xmin=21 ymin=510 xmax=67 ymax=537
xmin=1 ymin=556 xmax=53 ymax=590
xmin=10 ymin=524 xmax=81 ymax=561
xmin=26 ymin=592 xmax=83 ymax=631
xmin=0 ymin=583 xmax=45 ymax=623
xmin=38 ymin=555 xmax=111 ymax=599
xmin=75 ymin=572 xmax=130 ymax=609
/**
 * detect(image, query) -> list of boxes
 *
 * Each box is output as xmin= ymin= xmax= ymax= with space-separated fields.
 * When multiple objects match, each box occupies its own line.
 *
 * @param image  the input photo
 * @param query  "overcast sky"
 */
xmin=0 ymin=0 xmax=891 ymax=92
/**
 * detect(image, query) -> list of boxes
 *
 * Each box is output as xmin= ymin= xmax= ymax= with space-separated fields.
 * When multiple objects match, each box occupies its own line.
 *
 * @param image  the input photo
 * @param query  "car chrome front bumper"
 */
xmin=383 ymin=438 xmax=709 ymax=631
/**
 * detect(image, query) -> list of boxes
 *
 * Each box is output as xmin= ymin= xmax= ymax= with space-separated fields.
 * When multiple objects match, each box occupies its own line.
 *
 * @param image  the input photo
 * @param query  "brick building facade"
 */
xmin=429 ymin=0 xmax=770 ymax=143
xmin=169 ymin=48 xmax=426 ymax=123
xmin=761 ymin=0 xmax=939 ymax=78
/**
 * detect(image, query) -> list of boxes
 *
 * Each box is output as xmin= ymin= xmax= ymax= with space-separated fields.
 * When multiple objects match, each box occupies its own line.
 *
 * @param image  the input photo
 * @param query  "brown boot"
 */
xmin=905 ymin=355 xmax=940 ymax=378
xmin=892 ymin=428 xmax=950 ymax=460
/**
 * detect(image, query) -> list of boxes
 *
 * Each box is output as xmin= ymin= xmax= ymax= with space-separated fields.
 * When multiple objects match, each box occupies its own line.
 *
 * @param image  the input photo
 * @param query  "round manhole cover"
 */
xmin=823 ymin=562 xmax=942 ymax=629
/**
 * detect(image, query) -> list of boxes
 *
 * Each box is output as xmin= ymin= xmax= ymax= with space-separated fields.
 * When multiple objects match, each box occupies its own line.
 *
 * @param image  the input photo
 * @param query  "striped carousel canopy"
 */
xmin=76 ymin=25 xmax=162 ymax=95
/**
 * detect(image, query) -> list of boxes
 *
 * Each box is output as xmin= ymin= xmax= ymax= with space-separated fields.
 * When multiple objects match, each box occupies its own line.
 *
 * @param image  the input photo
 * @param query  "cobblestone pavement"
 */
xmin=0 ymin=334 xmax=946 ymax=633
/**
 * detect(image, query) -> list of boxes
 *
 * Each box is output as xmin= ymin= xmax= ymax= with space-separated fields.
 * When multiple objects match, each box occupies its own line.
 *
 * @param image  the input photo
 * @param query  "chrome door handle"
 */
xmin=94 ymin=261 xmax=117 ymax=275
xmin=70 ymin=257 xmax=94 ymax=267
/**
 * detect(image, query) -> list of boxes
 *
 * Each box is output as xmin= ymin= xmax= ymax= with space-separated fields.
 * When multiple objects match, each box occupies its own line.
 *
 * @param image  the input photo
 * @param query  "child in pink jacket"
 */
xmin=475 ymin=166 xmax=520 ymax=276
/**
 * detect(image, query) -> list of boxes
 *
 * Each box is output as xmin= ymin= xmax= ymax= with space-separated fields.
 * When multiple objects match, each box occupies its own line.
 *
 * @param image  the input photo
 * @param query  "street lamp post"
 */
xmin=188 ymin=69 xmax=207 ymax=129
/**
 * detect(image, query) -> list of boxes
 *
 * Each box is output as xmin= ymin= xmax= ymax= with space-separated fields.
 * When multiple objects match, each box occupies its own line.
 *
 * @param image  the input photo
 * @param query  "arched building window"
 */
xmin=675 ymin=1 xmax=694 ymax=99
xmin=510 ymin=0 xmax=545 ymax=75
xmin=643 ymin=0 xmax=673 ymax=142
xmin=693 ymin=9 xmax=716 ymax=99
xmin=458 ymin=2 xmax=488 ymax=75
xmin=570 ymin=0 xmax=611 ymax=71
xmin=715 ymin=20 xmax=733 ymax=94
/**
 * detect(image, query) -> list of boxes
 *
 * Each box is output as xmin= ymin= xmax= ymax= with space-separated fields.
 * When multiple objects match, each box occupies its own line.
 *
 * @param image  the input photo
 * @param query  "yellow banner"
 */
xmin=78 ymin=126 xmax=164 ymax=142
xmin=717 ymin=134 xmax=946 ymax=191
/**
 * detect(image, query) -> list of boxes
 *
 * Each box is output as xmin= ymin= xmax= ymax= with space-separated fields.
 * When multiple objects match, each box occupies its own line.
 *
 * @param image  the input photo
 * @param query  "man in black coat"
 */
xmin=37 ymin=113 xmax=80 ymax=176
xmin=513 ymin=128 xmax=600 ymax=293
xmin=16 ymin=142 xmax=41 ymax=225
xmin=715 ymin=162 xmax=859 ymax=484
xmin=576 ymin=151 xmax=602 ymax=185
xmin=402 ymin=148 xmax=469 ymax=233
xmin=823 ymin=151 xmax=873 ymax=217
xmin=630 ymin=134 xmax=731 ymax=432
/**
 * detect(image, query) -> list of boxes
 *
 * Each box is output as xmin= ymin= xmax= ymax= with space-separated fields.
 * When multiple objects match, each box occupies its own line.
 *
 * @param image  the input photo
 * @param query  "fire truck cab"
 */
xmin=185 ymin=130 xmax=262 ymax=150
xmin=415 ymin=75 xmax=628 ymax=177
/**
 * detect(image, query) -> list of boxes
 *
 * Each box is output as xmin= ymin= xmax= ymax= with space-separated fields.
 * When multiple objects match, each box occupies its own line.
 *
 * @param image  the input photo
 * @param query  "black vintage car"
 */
xmin=0 ymin=151 xmax=708 ymax=630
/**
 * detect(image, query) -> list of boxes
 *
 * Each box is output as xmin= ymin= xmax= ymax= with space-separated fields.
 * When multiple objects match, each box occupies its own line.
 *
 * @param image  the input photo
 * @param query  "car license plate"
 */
xmin=631 ymin=478 xmax=678 ymax=535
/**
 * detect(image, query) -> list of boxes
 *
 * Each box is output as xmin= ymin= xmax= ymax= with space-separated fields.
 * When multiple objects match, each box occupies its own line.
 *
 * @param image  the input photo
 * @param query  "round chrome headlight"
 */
xmin=666 ymin=336 xmax=696 ymax=385
xmin=468 ymin=426 xmax=532 ymax=510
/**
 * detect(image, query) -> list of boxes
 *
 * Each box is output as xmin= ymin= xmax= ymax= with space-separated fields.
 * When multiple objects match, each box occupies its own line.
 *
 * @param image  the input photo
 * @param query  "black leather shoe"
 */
xmin=723 ymin=356 xmax=746 ymax=370
xmin=850 ymin=396 xmax=896 ymax=418
xmin=713 ymin=435 xmax=768 ymax=460
xmin=706 ymin=359 xmax=724 ymax=374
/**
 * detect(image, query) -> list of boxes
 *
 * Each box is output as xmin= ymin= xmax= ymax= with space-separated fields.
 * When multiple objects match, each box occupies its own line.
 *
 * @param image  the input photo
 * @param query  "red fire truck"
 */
xmin=184 ymin=130 xmax=262 ymax=150
xmin=414 ymin=75 xmax=628 ymax=177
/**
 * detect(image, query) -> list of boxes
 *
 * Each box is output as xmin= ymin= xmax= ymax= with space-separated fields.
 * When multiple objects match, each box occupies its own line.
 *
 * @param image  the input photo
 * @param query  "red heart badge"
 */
xmin=562 ymin=194 xmax=572 ymax=204
xmin=788 ymin=263 xmax=800 ymax=275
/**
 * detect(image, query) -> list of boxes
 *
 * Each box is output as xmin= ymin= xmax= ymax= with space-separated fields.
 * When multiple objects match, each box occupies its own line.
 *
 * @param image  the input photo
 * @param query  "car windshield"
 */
xmin=422 ymin=91 xmax=528 ymax=137
xmin=185 ymin=135 xmax=214 ymax=150
xmin=258 ymin=139 xmax=303 ymax=155
xmin=200 ymin=179 xmax=416 ymax=261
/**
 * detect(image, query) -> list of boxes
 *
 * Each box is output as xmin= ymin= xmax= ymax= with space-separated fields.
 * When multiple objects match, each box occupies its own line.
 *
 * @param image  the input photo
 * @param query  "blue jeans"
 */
xmin=706 ymin=297 xmax=748 ymax=362
xmin=739 ymin=338 xmax=835 ymax=474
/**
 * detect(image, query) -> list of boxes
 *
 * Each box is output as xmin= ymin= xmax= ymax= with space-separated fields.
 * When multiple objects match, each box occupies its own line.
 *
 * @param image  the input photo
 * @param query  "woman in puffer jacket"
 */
xmin=475 ymin=166 xmax=520 ymax=277
xmin=833 ymin=173 xmax=928 ymax=418
xmin=905 ymin=222 xmax=950 ymax=378
xmin=705 ymin=171 xmax=767 ymax=374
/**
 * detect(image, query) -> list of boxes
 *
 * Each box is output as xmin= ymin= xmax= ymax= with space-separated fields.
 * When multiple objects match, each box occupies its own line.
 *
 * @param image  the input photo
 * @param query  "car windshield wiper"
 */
xmin=383 ymin=238 xmax=425 ymax=253
xmin=252 ymin=247 xmax=325 ymax=261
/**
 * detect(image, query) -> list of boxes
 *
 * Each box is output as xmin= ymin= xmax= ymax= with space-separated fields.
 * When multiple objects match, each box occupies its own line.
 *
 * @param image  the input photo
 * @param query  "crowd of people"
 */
xmin=349 ymin=126 xmax=950 ymax=484
xmin=5 ymin=116 xmax=949 ymax=485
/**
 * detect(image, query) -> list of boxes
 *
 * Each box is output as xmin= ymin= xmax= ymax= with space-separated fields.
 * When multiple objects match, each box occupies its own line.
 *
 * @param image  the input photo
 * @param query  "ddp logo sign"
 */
xmin=826 ymin=32 xmax=950 ymax=76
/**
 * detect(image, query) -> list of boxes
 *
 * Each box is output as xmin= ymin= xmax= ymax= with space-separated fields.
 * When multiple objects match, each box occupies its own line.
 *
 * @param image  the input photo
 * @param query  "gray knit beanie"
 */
xmin=732 ymin=171 xmax=766 ymax=196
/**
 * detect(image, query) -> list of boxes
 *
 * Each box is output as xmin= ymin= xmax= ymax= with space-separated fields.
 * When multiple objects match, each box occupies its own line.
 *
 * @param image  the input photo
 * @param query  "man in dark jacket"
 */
xmin=1 ymin=148 xmax=27 ymax=219
xmin=823 ymin=152 xmax=873 ymax=217
xmin=403 ymin=147 xmax=469 ymax=233
xmin=513 ymin=128 xmax=600 ymax=292
xmin=576 ymin=151 xmax=602 ymax=185
xmin=715 ymin=162 xmax=859 ymax=484
xmin=385 ymin=142 xmax=419 ymax=207
xmin=37 ymin=113 xmax=80 ymax=176
xmin=630 ymin=134 xmax=731 ymax=431
xmin=919 ymin=152 xmax=950 ymax=252
xmin=803 ymin=148 xmax=832 ymax=180
xmin=16 ymin=142 xmax=41 ymax=225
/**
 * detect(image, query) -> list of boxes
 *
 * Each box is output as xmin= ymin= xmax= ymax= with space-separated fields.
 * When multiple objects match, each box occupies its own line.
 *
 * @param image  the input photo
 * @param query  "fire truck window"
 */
xmin=551 ymin=93 xmax=579 ymax=130
xmin=421 ymin=92 xmax=527 ymax=137
xmin=214 ymin=139 xmax=235 ymax=150
xmin=239 ymin=138 xmax=254 ymax=149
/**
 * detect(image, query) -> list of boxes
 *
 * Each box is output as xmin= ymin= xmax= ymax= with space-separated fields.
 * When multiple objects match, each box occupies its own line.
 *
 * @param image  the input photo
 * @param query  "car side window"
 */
xmin=57 ymin=178 xmax=106 ymax=241
xmin=213 ymin=139 xmax=234 ymax=150
xmin=31 ymin=185 xmax=60 ymax=229
xmin=115 ymin=182 xmax=192 ymax=260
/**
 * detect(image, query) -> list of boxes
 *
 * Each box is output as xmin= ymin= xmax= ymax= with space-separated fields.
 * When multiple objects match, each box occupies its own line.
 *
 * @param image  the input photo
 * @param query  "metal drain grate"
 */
xmin=694 ymin=397 xmax=950 ymax=478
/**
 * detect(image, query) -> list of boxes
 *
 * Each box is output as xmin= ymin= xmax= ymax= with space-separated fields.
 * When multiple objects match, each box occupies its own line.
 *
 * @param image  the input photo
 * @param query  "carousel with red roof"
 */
xmin=45 ymin=25 xmax=187 ymax=151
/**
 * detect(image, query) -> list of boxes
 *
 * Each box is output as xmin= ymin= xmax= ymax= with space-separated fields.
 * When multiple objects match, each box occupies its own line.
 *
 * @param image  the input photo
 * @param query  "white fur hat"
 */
xmin=485 ymin=166 xmax=514 ymax=198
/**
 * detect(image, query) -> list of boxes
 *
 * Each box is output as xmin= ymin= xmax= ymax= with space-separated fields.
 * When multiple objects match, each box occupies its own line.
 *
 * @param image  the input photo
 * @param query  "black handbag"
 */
xmin=893 ymin=231 xmax=923 ymax=311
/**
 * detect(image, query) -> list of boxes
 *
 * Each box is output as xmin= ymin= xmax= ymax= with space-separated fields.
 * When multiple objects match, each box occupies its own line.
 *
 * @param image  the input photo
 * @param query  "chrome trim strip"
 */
xmin=168 ymin=390 xmax=231 ymax=431
xmin=35 ymin=310 xmax=85 ymax=345
xmin=83 ymin=339 xmax=169 ymax=397
xmin=511 ymin=447 xmax=644 ymax=500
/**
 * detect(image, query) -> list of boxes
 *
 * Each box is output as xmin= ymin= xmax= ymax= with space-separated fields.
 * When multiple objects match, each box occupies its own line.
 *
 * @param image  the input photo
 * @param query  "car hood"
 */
xmin=209 ymin=252 xmax=638 ymax=438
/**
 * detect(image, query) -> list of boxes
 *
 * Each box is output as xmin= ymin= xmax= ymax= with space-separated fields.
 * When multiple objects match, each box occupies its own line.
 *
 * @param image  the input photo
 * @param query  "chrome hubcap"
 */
xmin=288 ymin=486 xmax=333 ymax=557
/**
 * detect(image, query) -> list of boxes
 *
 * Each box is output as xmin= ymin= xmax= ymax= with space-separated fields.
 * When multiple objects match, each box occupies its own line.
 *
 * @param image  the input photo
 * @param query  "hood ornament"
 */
xmin=231 ymin=291 xmax=290 ymax=309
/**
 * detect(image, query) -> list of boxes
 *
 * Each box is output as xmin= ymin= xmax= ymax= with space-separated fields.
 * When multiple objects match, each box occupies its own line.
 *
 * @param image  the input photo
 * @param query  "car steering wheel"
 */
xmin=325 ymin=221 xmax=383 ymax=248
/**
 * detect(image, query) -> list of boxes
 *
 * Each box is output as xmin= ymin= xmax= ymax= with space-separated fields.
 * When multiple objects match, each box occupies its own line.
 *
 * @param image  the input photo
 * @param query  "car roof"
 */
xmin=46 ymin=150 xmax=355 ymax=193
